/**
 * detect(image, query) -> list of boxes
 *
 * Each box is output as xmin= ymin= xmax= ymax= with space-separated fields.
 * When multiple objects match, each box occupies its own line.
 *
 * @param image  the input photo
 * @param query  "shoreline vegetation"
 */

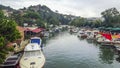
xmin=0 ymin=10 xmax=21 ymax=63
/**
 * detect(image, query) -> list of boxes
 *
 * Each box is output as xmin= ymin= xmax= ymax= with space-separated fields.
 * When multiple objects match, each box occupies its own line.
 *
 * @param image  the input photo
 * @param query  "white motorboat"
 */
xmin=77 ymin=31 xmax=87 ymax=38
xmin=20 ymin=43 xmax=45 ymax=68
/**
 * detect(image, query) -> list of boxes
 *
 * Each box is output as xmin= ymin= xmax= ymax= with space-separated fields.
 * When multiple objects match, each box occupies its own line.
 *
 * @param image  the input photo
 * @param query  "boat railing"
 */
xmin=0 ymin=53 xmax=22 ymax=68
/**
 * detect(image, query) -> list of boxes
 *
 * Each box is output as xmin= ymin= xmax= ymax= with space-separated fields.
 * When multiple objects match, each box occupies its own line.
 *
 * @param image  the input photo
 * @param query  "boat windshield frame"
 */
xmin=24 ymin=50 xmax=41 ymax=57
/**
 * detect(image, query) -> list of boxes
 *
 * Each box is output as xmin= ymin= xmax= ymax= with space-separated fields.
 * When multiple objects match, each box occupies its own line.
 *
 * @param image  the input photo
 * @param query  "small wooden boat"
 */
xmin=0 ymin=53 xmax=22 ymax=68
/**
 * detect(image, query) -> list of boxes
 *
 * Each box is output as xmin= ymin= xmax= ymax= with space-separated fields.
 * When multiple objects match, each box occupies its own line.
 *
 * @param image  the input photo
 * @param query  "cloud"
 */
xmin=1 ymin=0 xmax=120 ymax=17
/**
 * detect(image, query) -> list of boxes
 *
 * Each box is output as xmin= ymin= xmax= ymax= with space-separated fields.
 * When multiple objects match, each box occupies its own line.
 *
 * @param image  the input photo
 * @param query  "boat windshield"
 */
xmin=31 ymin=39 xmax=41 ymax=45
xmin=24 ymin=50 xmax=41 ymax=57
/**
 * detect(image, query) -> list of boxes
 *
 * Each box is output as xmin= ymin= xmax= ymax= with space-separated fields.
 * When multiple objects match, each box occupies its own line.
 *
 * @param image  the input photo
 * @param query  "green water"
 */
xmin=43 ymin=32 xmax=120 ymax=68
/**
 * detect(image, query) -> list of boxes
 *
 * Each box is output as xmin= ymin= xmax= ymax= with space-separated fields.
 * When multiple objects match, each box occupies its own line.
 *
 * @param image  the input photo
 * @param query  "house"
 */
xmin=2 ymin=9 xmax=13 ymax=17
xmin=24 ymin=27 xmax=45 ymax=38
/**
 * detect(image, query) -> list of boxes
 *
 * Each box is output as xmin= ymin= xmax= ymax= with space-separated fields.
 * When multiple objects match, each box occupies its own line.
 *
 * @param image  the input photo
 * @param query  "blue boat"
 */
xmin=30 ymin=37 xmax=42 ymax=46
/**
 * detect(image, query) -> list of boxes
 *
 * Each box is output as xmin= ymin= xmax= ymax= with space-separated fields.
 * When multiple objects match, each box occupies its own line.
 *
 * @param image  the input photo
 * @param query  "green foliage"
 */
xmin=6 ymin=46 xmax=14 ymax=51
xmin=0 ymin=36 xmax=5 ymax=48
xmin=0 ymin=10 xmax=4 ymax=19
xmin=36 ymin=19 xmax=46 ymax=28
xmin=49 ymin=17 xmax=59 ymax=25
xmin=87 ymin=19 xmax=102 ymax=28
xmin=99 ymin=47 xmax=114 ymax=64
xmin=101 ymin=8 xmax=120 ymax=27
xmin=23 ymin=11 xmax=40 ymax=19
xmin=70 ymin=7 xmax=120 ymax=28
xmin=0 ymin=19 xmax=21 ymax=42
xmin=0 ymin=10 xmax=21 ymax=42
xmin=70 ymin=17 xmax=86 ymax=27
xmin=1 ymin=4 xmax=76 ymax=27
xmin=0 ymin=48 xmax=9 ymax=63
xmin=70 ymin=17 xmax=103 ymax=28
xmin=22 ymin=11 xmax=43 ymax=26
xmin=0 ymin=10 xmax=21 ymax=63
xmin=11 ymin=12 xmax=24 ymax=26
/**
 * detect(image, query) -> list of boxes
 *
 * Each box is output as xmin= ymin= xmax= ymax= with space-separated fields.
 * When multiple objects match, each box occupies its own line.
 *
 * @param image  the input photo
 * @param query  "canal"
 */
xmin=43 ymin=32 xmax=120 ymax=68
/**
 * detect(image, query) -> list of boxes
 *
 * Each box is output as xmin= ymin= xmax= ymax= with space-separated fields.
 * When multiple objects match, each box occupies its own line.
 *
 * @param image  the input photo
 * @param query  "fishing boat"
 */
xmin=20 ymin=43 xmax=45 ymax=68
xmin=0 ymin=53 xmax=22 ymax=68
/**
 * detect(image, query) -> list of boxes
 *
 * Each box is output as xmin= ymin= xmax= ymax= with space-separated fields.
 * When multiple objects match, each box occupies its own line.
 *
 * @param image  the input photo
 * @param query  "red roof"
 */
xmin=32 ymin=28 xmax=44 ymax=33
xmin=24 ymin=28 xmax=45 ymax=33
xmin=24 ymin=28 xmax=32 ymax=31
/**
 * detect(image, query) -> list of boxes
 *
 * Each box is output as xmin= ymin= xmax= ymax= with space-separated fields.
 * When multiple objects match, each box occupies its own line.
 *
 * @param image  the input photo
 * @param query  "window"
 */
xmin=24 ymin=50 xmax=41 ymax=57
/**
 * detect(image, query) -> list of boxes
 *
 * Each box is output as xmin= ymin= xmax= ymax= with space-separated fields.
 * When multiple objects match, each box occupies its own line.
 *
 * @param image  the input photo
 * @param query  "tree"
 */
xmin=0 ymin=19 xmax=21 ymax=42
xmin=11 ymin=12 xmax=24 ymax=26
xmin=0 ymin=36 xmax=7 ymax=63
xmin=23 ymin=11 xmax=42 ymax=26
xmin=23 ymin=11 xmax=40 ymax=19
xmin=0 ymin=36 xmax=5 ymax=49
xmin=0 ymin=10 xmax=21 ymax=63
xmin=48 ymin=17 xmax=59 ymax=25
xmin=88 ymin=19 xmax=102 ymax=28
xmin=70 ymin=17 xmax=86 ymax=27
xmin=101 ymin=8 xmax=120 ymax=27
xmin=0 ymin=10 xmax=5 ymax=19
xmin=36 ymin=19 xmax=46 ymax=28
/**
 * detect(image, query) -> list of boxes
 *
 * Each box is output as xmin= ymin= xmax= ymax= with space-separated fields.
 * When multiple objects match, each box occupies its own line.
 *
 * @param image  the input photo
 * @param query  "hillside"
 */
xmin=0 ymin=4 xmax=77 ymax=27
xmin=0 ymin=5 xmax=14 ymax=11
xmin=22 ymin=4 xmax=77 ymax=25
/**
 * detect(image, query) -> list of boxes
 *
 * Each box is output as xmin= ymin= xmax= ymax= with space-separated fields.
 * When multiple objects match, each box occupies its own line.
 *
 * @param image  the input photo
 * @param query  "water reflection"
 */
xmin=116 ymin=55 xmax=120 ymax=62
xmin=99 ymin=46 xmax=115 ymax=64
xmin=86 ymin=39 xmax=94 ymax=44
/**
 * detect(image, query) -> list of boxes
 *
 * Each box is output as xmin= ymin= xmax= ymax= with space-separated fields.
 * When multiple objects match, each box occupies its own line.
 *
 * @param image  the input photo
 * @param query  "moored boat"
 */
xmin=20 ymin=43 xmax=45 ymax=68
xmin=0 ymin=53 xmax=22 ymax=68
xmin=77 ymin=31 xmax=87 ymax=39
xmin=44 ymin=31 xmax=50 ymax=37
xmin=96 ymin=36 xmax=114 ymax=46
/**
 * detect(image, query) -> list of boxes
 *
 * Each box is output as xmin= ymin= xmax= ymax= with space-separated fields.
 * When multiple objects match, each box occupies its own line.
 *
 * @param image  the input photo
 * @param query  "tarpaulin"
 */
xmin=101 ymin=33 xmax=112 ymax=40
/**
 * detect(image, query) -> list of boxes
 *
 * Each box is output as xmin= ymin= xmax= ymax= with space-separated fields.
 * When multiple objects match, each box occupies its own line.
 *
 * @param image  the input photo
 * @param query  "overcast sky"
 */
xmin=1 ymin=0 xmax=120 ymax=17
